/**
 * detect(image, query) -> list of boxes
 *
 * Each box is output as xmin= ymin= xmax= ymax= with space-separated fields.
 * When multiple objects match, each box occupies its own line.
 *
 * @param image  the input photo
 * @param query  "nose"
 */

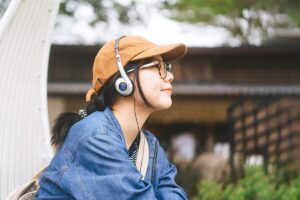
xmin=164 ymin=71 xmax=174 ymax=83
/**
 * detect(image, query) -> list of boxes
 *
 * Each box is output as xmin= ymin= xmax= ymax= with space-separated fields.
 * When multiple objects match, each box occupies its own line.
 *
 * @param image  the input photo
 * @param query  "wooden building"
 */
xmin=48 ymin=44 xmax=300 ymax=153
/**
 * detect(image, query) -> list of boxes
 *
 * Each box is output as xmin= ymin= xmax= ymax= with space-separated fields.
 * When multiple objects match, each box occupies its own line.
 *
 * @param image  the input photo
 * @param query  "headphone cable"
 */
xmin=133 ymin=89 xmax=146 ymax=173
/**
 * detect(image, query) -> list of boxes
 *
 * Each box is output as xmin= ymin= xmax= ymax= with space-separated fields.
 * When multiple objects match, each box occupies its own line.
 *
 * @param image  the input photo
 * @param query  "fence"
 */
xmin=228 ymin=96 xmax=300 ymax=179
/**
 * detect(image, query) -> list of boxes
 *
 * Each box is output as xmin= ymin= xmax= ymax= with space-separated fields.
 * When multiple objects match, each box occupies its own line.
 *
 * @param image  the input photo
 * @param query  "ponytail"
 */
xmin=51 ymin=73 xmax=120 ymax=149
xmin=51 ymin=112 xmax=81 ymax=148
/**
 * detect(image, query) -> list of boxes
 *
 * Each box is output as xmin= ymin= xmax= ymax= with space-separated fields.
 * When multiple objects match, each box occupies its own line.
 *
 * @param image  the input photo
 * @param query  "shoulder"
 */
xmin=69 ymin=111 xmax=107 ymax=136
xmin=50 ymin=111 xmax=126 ymax=168
xmin=63 ymin=111 xmax=121 ymax=153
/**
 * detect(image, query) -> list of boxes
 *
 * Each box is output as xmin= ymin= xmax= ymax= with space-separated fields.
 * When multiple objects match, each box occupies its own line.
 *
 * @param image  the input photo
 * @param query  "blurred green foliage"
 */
xmin=58 ymin=0 xmax=141 ymax=25
xmin=0 ymin=0 xmax=11 ymax=18
xmin=162 ymin=0 xmax=300 ymax=44
xmin=57 ymin=0 xmax=300 ymax=45
xmin=192 ymin=166 xmax=300 ymax=200
xmin=162 ymin=0 xmax=300 ymax=25
xmin=2 ymin=0 xmax=298 ymax=44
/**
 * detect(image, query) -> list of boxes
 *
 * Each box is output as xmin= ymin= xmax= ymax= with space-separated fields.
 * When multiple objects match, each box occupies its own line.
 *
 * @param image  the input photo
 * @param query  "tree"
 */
xmin=0 ymin=0 xmax=143 ymax=25
xmin=161 ymin=0 xmax=300 ymax=45
xmin=2 ymin=0 xmax=299 ymax=45
xmin=58 ymin=0 xmax=142 ymax=25
xmin=0 ymin=0 xmax=11 ymax=18
xmin=56 ymin=0 xmax=300 ymax=45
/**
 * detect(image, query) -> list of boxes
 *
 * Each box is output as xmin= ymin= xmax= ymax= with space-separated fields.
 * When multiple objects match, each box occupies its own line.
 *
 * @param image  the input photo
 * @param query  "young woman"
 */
xmin=35 ymin=36 xmax=188 ymax=199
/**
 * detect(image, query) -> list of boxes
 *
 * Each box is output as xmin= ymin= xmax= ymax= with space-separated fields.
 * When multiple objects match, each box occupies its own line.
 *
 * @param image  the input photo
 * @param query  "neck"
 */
xmin=112 ymin=100 xmax=151 ymax=149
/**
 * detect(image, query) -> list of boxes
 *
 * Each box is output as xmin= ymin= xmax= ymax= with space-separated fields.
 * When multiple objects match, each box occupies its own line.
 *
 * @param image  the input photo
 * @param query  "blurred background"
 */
xmin=1 ymin=0 xmax=300 ymax=199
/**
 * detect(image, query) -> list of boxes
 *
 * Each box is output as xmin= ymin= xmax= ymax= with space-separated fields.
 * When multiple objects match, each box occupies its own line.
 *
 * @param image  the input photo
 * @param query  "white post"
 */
xmin=0 ymin=0 xmax=60 ymax=198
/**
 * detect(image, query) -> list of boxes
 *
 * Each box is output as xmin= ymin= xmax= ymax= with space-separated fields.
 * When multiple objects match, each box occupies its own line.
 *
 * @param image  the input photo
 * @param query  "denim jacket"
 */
xmin=35 ymin=107 xmax=188 ymax=200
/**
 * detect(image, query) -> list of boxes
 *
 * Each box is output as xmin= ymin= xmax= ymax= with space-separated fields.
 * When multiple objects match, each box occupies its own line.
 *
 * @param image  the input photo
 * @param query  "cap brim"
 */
xmin=132 ymin=43 xmax=187 ymax=61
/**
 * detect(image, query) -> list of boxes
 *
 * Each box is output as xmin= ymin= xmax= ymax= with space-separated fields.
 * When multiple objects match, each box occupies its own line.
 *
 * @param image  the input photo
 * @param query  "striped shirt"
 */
xmin=128 ymin=133 xmax=140 ymax=165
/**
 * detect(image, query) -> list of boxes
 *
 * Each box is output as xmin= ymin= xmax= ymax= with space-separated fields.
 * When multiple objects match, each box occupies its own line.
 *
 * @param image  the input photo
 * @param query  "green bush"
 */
xmin=192 ymin=166 xmax=300 ymax=200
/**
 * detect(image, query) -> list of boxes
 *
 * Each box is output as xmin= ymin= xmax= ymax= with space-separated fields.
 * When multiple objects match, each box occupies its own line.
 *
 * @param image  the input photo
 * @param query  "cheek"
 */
xmin=137 ymin=71 xmax=172 ymax=109
xmin=134 ymin=71 xmax=157 ymax=102
xmin=139 ymin=71 xmax=160 ymax=95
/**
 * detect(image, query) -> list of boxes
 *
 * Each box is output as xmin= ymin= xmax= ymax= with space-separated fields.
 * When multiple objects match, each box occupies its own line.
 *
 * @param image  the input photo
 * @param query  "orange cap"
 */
xmin=86 ymin=35 xmax=187 ymax=102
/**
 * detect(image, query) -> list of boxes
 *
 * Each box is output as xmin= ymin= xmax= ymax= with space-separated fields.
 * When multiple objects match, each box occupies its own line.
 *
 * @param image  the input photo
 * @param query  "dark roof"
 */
xmin=51 ymin=44 xmax=300 ymax=56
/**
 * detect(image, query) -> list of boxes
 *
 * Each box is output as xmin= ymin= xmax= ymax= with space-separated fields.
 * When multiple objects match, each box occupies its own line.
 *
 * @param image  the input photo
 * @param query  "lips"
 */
xmin=161 ymin=88 xmax=173 ymax=94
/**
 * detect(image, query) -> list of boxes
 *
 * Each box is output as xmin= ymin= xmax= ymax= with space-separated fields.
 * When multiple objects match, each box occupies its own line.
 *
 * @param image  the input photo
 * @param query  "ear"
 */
xmin=115 ymin=77 xmax=134 ymax=97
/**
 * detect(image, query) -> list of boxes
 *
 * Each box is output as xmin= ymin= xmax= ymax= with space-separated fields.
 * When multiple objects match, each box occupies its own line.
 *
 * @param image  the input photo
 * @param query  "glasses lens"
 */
xmin=158 ymin=61 xmax=165 ymax=79
xmin=159 ymin=61 xmax=172 ymax=79
xmin=166 ymin=62 xmax=172 ymax=73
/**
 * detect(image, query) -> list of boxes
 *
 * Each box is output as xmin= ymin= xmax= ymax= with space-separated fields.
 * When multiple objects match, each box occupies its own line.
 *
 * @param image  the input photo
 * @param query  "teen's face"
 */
xmin=135 ymin=56 xmax=174 ymax=111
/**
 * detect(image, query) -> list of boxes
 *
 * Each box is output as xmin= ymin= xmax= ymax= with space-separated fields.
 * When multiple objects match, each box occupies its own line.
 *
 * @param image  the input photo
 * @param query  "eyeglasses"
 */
xmin=126 ymin=59 xmax=172 ymax=79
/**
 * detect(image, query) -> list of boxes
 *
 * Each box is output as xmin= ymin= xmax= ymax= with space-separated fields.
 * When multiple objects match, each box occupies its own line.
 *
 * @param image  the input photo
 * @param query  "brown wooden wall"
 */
xmin=47 ymin=45 xmax=300 ymax=142
xmin=48 ymin=45 xmax=300 ymax=85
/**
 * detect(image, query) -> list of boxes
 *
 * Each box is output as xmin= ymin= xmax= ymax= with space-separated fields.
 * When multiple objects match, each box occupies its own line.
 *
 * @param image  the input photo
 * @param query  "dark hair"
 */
xmin=51 ymin=58 xmax=153 ymax=149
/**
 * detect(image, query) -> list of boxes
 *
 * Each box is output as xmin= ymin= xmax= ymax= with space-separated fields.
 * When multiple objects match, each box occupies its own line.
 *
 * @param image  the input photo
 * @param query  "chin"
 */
xmin=156 ymin=98 xmax=173 ymax=111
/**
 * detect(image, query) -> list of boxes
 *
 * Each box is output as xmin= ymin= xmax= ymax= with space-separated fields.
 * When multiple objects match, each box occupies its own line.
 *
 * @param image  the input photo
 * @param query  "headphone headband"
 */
xmin=114 ymin=36 xmax=134 ymax=96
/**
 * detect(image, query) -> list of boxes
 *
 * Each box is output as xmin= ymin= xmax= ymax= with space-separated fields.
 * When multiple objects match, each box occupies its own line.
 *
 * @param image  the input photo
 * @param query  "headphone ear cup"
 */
xmin=115 ymin=77 xmax=134 ymax=96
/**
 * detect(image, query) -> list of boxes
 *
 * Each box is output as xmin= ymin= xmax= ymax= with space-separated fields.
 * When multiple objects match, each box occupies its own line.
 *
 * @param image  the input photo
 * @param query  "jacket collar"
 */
xmin=103 ymin=106 xmax=156 ymax=156
xmin=103 ymin=107 xmax=122 ymax=131
xmin=103 ymin=107 xmax=127 ymax=144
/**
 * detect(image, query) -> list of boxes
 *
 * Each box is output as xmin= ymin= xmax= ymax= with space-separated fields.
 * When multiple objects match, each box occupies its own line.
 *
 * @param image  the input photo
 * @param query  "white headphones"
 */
xmin=114 ymin=36 xmax=134 ymax=96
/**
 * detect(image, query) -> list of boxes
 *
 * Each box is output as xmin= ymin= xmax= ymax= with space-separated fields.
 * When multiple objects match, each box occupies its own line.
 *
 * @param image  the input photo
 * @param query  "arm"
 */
xmin=69 ymin=130 xmax=157 ymax=200
xmin=155 ymin=144 xmax=188 ymax=200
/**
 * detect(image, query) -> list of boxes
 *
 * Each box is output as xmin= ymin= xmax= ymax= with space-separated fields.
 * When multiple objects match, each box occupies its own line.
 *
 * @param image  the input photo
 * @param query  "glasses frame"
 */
xmin=126 ymin=59 xmax=172 ymax=79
